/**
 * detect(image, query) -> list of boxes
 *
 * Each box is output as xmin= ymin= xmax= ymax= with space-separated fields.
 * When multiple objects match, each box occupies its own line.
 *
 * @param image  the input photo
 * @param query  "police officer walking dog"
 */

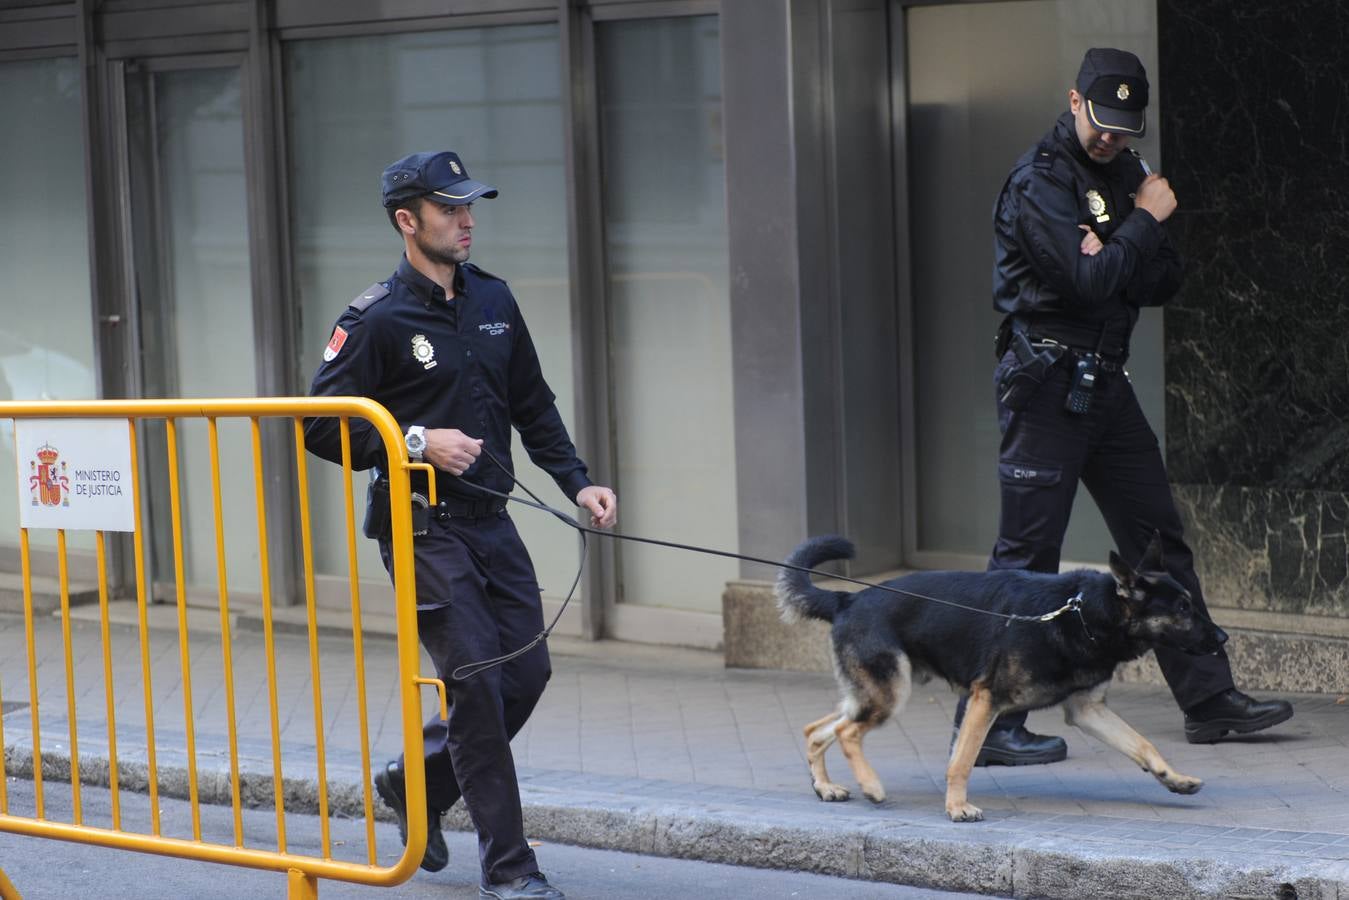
xmin=959 ymin=48 xmax=1293 ymax=765
xmin=305 ymin=151 xmax=616 ymax=899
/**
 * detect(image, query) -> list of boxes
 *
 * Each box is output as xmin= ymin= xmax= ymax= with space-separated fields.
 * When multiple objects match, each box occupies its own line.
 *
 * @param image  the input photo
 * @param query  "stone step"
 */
xmin=0 ymin=571 xmax=101 ymax=615
xmin=61 ymin=597 xmax=401 ymax=644
xmin=235 ymin=603 xmax=399 ymax=642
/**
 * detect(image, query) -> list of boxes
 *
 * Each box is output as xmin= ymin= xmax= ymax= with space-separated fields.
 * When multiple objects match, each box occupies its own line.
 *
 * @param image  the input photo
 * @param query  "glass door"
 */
xmin=121 ymin=60 xmax=262 ymax=597
xmin=596 ymin=16 xmax=735 ymax=614
xmin=901 ymin=0 xmax=1164 ymax=570
xmin=0 ymin=58 xmax=98 ymax=577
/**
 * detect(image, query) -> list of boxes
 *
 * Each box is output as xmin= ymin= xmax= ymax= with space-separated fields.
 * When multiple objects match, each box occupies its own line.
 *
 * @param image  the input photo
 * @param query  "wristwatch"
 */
xmin=404 ymin=425 xmax=426 ymax=461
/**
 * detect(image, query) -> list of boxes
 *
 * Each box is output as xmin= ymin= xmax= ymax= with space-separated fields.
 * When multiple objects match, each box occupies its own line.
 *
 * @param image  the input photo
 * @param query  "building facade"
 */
xmin=1 ymin=0 xmax=1344 ymax=688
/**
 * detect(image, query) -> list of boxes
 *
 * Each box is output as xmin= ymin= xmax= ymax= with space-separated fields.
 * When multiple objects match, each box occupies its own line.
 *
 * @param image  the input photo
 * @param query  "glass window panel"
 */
xmin=597 ymin=16 xmax=735 ymax=612
xmin=125 ymin=67 xmax=260 ymax=592
xmin=284 ymin=25 xmax=576 ymax=596
xmin=0 ymin=58 xmax=97 ymax=558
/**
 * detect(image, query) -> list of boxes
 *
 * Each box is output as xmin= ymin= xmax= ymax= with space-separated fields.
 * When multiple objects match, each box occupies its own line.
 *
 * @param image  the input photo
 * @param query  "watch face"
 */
xmin=407 ymin=432 xmax=426 ymax=453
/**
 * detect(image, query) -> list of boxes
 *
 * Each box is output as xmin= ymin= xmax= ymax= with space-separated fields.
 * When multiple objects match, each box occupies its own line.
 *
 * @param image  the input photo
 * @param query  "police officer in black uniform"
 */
xmin=305 ymin=150 xmax=616 ymax=900
xmin=959 ymin=48 xmax=1293 ymax=766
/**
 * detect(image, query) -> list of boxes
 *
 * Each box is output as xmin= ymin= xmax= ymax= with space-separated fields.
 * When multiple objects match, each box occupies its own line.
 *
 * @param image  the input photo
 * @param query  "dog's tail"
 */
xmin=775 ymin=535 xmax=855 ymax=624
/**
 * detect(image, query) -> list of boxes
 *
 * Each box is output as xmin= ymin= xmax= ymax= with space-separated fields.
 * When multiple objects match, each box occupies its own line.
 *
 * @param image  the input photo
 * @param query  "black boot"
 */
xmin=481 ymin=872 xmax=565 ymax=899
xmin=373 ymin=760 xmax=449 ymax=872
xmin=1184 ymin=689 xmax=1294 ymax=743
xmin=956 ymin=724 xmax=1068 ymax=767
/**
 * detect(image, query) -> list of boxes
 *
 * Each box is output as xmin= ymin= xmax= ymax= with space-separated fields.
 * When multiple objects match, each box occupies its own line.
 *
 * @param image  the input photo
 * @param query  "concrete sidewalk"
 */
xmin=1 ymin=607 xmax=1346 ymax=898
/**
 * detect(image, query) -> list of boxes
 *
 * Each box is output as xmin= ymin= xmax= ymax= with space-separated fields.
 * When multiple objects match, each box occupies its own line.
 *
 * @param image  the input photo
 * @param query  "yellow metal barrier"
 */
xmin=0 ymin=398 xmax=437 ymax=898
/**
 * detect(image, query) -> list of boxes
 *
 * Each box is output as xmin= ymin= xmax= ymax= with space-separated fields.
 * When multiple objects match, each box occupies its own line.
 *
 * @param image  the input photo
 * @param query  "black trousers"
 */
xmin=956 ymin=350 xmax=1234 ymax=732
xmin=379 ymin=511 xmax=550 ymax=886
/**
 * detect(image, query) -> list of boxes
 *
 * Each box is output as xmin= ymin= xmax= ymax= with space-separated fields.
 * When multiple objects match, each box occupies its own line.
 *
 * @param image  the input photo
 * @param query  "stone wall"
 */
xmin=1160 ymin=0 xmax=1349 ymax=622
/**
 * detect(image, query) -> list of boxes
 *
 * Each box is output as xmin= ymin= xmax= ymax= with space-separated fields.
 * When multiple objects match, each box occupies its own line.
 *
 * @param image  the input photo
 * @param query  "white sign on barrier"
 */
xmin=14 ymin=418 xmax=135 ymax=532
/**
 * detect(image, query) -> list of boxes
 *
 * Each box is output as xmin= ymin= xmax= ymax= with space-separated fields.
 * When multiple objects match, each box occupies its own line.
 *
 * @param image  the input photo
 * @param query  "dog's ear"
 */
xmin=1108 ymin=550 xmax=1135 ymax=589
xmin=1137 ymin=531 xmax=1165 ymax=573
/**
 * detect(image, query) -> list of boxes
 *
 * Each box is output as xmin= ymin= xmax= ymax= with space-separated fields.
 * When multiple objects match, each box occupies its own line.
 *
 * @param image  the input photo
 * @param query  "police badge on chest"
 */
xmin=1086 ymin=189 xmax=1110 ymax=224
xmin=411 ymin=334 xmax=437 ymax=370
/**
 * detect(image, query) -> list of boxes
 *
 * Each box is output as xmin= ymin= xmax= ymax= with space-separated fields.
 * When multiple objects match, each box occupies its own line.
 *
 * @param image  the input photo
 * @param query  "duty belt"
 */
xmin=430 ymin=496 xmax=508 ymax=520
xmin=1028 ymin=337 xmax=1126 ymax=373
xmin=407 ymin=492 xmax=507 ymax=536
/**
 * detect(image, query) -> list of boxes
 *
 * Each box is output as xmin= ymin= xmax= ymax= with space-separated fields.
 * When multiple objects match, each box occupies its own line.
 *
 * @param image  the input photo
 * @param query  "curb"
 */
xmin=4 ymin=742 xmax=1346 ymax=899
xmin=510 ymin=788 xmax=1348 ymax=899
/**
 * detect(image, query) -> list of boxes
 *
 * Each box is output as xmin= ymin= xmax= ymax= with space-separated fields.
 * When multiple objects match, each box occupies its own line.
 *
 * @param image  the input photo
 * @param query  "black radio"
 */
xmin=1064 ymin=355 xmax=1098 ymax=415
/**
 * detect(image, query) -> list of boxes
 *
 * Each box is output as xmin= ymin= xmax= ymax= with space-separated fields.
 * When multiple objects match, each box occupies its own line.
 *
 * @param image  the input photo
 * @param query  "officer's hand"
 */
xmin=1078 ymin=224 xmax=1103 ymax=256
xmin=1135 ymin=173 xmax=1177 ymax=223
xmin=576 ymin=485 xmax=617 ymax=529
xmin=425 ymin=428 xmax=483 ymax=476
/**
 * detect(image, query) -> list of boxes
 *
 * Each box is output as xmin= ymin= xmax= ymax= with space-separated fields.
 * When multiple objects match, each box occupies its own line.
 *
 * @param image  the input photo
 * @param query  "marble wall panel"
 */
xmin=1160 ymin=0 xmax=1349 ymax=491
xmin=1159 ymin=1 xmax=1349 ymax=617
xmin=1175 ymin=484 xmax=1349 ymax=615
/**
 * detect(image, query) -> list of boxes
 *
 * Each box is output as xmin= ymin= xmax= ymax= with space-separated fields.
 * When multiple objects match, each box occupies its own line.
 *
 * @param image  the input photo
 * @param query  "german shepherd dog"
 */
xmin=776 ymin=534 xmax=1228 ymax=822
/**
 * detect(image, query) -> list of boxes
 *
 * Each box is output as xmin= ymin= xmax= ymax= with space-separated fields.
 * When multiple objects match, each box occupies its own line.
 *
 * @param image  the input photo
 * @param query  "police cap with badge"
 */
xmin=1076 ymin=47 xmax=1149 ymax=137
xmin=381 ymin=150 xmax=499 ymax=208
xmin=350 ymin=150 xmax=502 ymax=316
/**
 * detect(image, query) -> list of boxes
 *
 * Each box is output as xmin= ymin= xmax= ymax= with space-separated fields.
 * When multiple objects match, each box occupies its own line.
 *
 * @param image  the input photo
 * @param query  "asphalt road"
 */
xmin=0 ymin=777 xmax=994 ymax=899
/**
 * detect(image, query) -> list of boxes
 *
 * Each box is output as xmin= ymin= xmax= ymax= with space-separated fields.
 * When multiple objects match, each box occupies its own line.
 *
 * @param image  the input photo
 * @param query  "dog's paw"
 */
xmin=813 ymin=781 xmax=851 ymax=802
xmin=1160 ymin=772 xmax=1203 ymax=795
xmin=860 ymin=781 xmax=886 ymax=804
xmin=945 ymin=801 xmax=984 ymax=822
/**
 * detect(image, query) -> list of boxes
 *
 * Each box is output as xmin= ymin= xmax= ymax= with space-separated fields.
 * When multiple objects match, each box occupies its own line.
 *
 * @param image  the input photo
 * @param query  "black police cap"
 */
xmin=381 ymin=151 xmax=499 ymax=208
xmin=1076 ymin=48 xmax=1149 ymax=137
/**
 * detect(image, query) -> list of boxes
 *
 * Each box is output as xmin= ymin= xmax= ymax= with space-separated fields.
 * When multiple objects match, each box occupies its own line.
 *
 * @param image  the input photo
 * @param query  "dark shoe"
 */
xmin=373 ymin=761 xmax=449 ymax=872
xmin=480 ymin=872 xmax=565 ymax=899
xmin=956 ymin=725 xmax=1068 ymax=767
xmin=1184 ymin=689 xmax=1294 ymax=743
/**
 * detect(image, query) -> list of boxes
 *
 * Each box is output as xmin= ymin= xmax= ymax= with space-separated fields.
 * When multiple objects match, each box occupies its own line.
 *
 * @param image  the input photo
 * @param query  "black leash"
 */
xmin=444 ymin=448 xmax=1091 ymax=681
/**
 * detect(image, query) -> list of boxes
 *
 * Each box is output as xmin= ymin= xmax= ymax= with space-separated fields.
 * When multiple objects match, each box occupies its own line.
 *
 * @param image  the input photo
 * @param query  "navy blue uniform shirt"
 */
xmin=993 ymin=112 xmax=1183 ymax=357
xmin=304 ymin=256 xmax=592 ymax=503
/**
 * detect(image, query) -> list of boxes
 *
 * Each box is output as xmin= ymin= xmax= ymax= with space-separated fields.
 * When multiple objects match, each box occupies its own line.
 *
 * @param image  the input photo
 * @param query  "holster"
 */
xmin=362 ymin=477 xmax=391 ymax=540
xmin=997 ymin=331 xmax=1065 ymax=411
xmin=362 ymin=478 xmax=431 ymax=539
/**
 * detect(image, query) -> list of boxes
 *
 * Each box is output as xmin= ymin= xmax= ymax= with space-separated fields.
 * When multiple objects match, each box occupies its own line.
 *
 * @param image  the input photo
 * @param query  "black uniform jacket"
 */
xmin=993 ymin=112 xmax=1183 ymax=358
xmin=304 ymin=256 xmax=592 ymax=504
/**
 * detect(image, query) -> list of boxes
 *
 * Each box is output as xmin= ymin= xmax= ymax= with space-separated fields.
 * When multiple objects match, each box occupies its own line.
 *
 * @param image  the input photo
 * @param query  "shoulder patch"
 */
xmin=1032 ymin=142 xmax=1056 ymax=170
xmin=323 ymin=326 xmax=348 ymax=362
xmin=348 ymin=282 xmax=390 ymax=313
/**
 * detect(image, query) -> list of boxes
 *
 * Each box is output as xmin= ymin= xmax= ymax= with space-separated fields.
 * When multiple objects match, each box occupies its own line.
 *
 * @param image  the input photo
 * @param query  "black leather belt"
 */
xmin=1029 ymin=337 xmax=1126 ymax=373
xmin=432 ymin=497 xmax=507 ymax=520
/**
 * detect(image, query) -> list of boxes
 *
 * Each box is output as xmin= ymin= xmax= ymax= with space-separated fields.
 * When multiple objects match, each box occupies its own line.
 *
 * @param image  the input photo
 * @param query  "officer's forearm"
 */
xmin=302 ymin=416 xmax=384 ymax=471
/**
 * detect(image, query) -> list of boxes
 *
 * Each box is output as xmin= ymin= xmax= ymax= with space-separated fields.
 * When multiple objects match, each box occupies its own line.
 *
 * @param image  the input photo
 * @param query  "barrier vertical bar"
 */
xmin=291 ymin=417 xmax=332 ymax=858
xmin=0 ymin=672 xmax=7 ymax=814
xmin=339 ymin=418 xmax=378 ymax=864
xmin=164 ymin=418 xmax=202 ymax=840
xmin=0 ymin=867 xmax=18 ymax=899
xmin=56 ymin=529 xmax=82 ymax=824
xmin=94 ymin=531 xmax=123 ymax=830
xmin=127 ymin=418 xmax=162 ymax=835
xmin=384 ymin=411 xmax=430 ymax=872
xmin=287 ymin=868 xmax=317 ymax=900
xmin=18 ymin=528 xmax=42 ymax=819
xmin=251 ymin=417 xmax=288 ymax=853
xmin=207 ymin=418 xmax=245 ymax=846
